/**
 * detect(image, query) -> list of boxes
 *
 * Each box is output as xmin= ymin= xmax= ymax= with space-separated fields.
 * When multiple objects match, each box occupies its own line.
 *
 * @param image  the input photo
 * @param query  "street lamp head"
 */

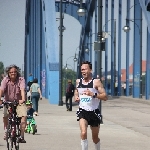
xmin=85 ymin=48 xmax=89 ymax=53
xmin=74 ymin=57 xmax=77 ymax=62
xmin=58 ymin=25 xmax=66 ymax=32
xmin=74 ymin=53 xmax=78 ymax=62
xmin=65 ymin=64 xmax=68 ymax=70
xmin=77 ymin=8 xmax=86 ymax=17
xmin=101 ymin=37 xmax=105 ymax=43
xmin=123 ymin=25 xmax=130 ymax=32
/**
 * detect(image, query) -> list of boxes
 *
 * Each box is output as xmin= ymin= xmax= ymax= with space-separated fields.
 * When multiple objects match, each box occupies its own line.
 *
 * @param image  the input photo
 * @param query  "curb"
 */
xmin=109 ymin=96 xmax=150 ymax=105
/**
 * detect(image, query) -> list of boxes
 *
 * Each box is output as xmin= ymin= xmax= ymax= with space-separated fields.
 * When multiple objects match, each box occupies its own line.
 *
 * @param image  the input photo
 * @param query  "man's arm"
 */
xmin=74 ymin=79 xmax=80 ymax=102
xmin=21 ymin=89 xmax=26 ymax=102
xmin=20 ymin=78 xmax=26 ymax=103
xmin=95 ymin=79 xmax=107 ymax=101
xmin=0 ymin=89 xmax=4 ymax=104
xmin=0 ymin=77 xmax=6 ymax=99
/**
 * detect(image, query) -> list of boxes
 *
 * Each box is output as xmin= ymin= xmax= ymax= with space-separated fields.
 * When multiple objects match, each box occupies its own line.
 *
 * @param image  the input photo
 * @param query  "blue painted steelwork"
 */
xmin=111 ymin=0 xmax=114 ymax=96
xmin=94 ymin=0 xmax=97 ymax=78
xmin=55 ymin=1 xmax=85 ymax=79
xmin=56 ymin=1 xmax=95 ymax=80
xmin=104 ymin=0 xmax=108 ymax=94
xmin=40 ymin=4 xmax=46 ymax=98
xmin=89 ymin=13 xmax=92 ymax=63
xmin=146 ymin=30 xmax=150 ymax=99
xmin=26 ymin=0 xmax=41 ymax=85
xmin=117 ymin=0 xmax=122 ymax=96
xmin=25 ymin=0 xmax=60 ymax=104
xmin=133 ymin=0 xmax=142 ymax=98
xmin=42 ymin=0 xmax=60 ymax=104
xmin=77 ymin=0 xmax=96 ymax=78
xmin=84 ymin=32 xmax=89 ymax=61
xmin=126 ymin=0 xmax=130 ymax=97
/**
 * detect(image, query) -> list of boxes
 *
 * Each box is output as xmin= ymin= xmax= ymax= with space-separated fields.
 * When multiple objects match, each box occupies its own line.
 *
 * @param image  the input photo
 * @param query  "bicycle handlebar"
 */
xmin=3 ymin=100 xmax=19 ymax=106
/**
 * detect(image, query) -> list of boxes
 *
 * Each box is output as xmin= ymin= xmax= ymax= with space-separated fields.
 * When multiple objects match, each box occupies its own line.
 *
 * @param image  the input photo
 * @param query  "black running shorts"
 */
xmin=76 ymin=108 xmax=101 ymax=127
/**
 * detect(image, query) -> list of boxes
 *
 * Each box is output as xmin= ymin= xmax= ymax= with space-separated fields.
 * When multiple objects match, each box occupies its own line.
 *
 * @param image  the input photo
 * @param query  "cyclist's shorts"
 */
xmin=3 ymin=103 xmax=27 ymax=117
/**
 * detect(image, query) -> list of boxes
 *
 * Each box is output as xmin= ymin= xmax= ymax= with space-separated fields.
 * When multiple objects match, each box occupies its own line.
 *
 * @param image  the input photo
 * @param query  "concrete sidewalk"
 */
xmin=0 ymin=97 xmax=150 ymax=150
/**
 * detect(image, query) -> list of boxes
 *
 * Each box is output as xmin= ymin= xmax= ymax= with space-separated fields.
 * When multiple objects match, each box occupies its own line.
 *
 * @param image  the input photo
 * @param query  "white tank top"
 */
xmin=77 ymin=78 xmax=99 ymax=111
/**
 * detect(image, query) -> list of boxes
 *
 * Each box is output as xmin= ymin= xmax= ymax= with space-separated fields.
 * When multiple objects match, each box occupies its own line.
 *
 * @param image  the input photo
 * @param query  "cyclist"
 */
xmin=0 ymin=64 xmax=27 ymax=143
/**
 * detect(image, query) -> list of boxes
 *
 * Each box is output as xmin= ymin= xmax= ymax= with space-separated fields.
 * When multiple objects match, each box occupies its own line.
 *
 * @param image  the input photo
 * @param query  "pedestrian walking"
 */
xmin=30 ymin=78 xmax=42 ymax=116
xmin=65 ymin=79 xmax=74 ymax=111
xmin=123 ymin=82 xmax=126 ymax=96
xmin=27 ymin=73 xmax=33 ymax=100
xmin=74 ymin=61 xmax=107 ymax=150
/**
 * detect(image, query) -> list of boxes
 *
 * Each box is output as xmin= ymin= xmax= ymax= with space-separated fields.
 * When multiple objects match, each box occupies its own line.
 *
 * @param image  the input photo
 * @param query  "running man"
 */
xmin=74 ymin=61 xmax=107 ymax=150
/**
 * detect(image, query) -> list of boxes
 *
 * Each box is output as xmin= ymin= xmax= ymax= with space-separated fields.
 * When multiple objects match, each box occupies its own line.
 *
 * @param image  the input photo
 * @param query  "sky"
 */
xmin=0 ymin=0 xmax=26 ymax=70
xmin=0 ymin=0 xmax=148 ymax=73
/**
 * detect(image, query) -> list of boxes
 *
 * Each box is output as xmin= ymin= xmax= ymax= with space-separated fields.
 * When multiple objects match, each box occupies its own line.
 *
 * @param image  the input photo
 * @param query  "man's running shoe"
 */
xmin=17 ymin=137 xmax=26 ymax=143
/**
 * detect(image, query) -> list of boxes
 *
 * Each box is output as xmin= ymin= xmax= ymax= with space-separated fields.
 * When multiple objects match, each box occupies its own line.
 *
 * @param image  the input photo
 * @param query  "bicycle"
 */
xmin=25 ymin=116 xmax=37 ymax=135
xmin=3 ymin=100 xmax=21 ymax=150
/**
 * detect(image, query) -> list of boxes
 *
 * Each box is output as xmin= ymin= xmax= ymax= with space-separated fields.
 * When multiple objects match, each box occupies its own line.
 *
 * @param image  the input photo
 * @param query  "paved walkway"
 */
xmin=0 ymin=96 xmax=150 ymax=150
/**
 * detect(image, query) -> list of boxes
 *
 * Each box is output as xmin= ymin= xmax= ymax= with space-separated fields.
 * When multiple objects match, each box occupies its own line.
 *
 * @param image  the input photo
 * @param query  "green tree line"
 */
xmin=0 ymin=61 xmax=4 ymax=83
xmin=62 ymin=68 xmax=76 ymax=96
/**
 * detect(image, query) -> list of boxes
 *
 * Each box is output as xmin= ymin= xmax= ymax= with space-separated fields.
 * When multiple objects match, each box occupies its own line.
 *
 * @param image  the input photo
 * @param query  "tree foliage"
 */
xmin=0 ymin=61 xmax=4 ymax=83
xmin=0 ymin=61 xmax=4 ymax=74
xmin=62 ymin=68 xmax=76 ymax=96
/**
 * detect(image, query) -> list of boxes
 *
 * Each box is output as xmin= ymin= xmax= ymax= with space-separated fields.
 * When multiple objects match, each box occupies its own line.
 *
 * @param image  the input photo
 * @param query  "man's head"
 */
xmin=80 ymin=61 xmax=92 ymax=79
xmin=5 ymin=64 xmax=21 ymax=81
xmin=68 ymin=79 xmax=72 ymax=84
xmin=33 ymin=78 xmax=38 ymax=83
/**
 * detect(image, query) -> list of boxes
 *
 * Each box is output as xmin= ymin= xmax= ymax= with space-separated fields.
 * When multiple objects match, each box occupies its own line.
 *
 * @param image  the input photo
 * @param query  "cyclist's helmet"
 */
xmin=26 ymin=100 xmax=32 ymax=105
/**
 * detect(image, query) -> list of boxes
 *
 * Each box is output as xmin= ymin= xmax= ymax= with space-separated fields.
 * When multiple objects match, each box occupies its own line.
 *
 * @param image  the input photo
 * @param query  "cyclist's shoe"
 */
xmin=17 ymin=137 xmax=26 ymax=143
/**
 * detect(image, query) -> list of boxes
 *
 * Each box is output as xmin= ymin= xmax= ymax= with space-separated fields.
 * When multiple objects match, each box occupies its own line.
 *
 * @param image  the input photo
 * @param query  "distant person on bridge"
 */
xmin=0 ymin=64 xmax=27 ymax=143
xmin=74 ymin=61 xmax=107 ymax=150
xmin=30 ymin=78 xmax=42 ymax=116
xmin=65 ymin=79 xmax=74 ymax=111
xmin=27 ymin=73 xmax=33 ymax=100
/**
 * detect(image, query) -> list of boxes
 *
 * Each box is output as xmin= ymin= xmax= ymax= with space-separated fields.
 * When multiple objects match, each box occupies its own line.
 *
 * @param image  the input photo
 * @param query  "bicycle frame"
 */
xmin=4 ymin=101 xmax=21 ymax=150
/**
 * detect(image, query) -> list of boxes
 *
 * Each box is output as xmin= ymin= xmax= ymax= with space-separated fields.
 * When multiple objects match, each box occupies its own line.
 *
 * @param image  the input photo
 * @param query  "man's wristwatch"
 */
xmin=92 ymin=93 xmax=97 ymax=98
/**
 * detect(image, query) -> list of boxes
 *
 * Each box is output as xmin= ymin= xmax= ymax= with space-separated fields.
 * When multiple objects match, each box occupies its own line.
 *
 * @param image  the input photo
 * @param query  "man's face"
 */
xmin=9 ymin=67 xmax=17 ymax=80
xmin=81 ymin=64 xmax=92 ymax=79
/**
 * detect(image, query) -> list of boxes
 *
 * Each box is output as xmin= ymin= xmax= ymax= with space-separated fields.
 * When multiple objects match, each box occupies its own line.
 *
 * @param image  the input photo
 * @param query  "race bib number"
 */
xmin=80 ymin=95 xmax=92 ymax=103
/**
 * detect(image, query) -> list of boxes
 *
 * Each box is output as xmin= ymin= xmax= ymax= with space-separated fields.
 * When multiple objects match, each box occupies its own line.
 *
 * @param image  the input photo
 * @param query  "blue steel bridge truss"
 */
xmin=24 ymin=0 xmax=150 ymax=104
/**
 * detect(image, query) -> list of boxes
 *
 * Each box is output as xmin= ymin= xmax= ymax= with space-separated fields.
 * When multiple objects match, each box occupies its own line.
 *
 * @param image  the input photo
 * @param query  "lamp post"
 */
xmin=97 ymin=0 xmax=103 ymax=124
xmin=58 ymin=0 xmax=66 ymax=106
xmin=123 ymin=3 xmax=142 ymax=99
xmin=58 ymin=0 xmax=85 ymax=106
xmin=66 ymin=56 xmax=77 ymax=72
xmin=65 ymin=63 xmax=73 ymax=70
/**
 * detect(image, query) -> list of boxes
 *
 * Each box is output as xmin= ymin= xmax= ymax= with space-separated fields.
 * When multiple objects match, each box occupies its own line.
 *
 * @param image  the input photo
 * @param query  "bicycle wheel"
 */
xmin=15 ymin=122 xmax=20 ymax=150
xmin=6 ymin=124 xmax=13 ymax=150
xmin=31 ymin=125 xmax=36 ymax=135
